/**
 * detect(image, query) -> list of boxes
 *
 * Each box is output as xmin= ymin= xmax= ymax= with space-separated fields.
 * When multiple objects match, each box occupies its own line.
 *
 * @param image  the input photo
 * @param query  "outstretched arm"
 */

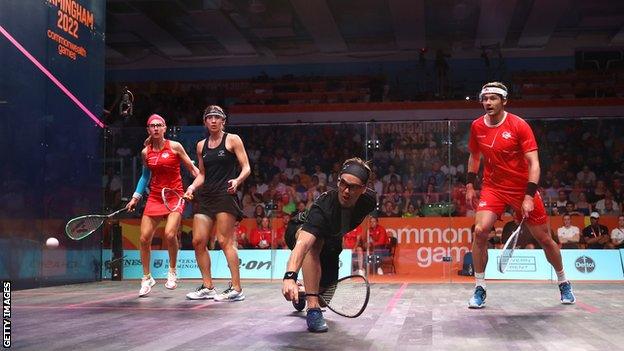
xmin=282 ymin=230 xmax=317 ymax=303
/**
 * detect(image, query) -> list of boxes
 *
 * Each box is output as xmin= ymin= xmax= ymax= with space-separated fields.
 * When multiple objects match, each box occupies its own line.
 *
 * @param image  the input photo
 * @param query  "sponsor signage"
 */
xmin=561 ymin=250 xmax=624 ymax=281
xmin=102 ymin=250 xmax=352 ymax=280
xmin=485 ymin=249 xmax=552 ymax=280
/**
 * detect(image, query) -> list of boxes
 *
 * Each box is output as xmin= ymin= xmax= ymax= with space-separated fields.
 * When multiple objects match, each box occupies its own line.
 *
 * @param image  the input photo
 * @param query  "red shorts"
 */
xmin=477 ymin=187 xmax=547 ymax=225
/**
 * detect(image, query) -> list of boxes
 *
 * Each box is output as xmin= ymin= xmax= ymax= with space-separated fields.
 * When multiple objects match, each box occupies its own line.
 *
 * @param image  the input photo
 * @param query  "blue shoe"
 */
xmin=306 ymin=308 xmax=328 ymax=333
xmin=559 ymin=281 xmax=576 ymax=304
xmin=468 ymin=286 xmax=486 ymax=309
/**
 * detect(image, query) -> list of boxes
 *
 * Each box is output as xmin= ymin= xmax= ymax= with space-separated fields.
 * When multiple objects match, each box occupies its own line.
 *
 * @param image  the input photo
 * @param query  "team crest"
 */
xmin=161 ymin=152 xmax=170 ymax=158
xmin=218 ymin=150 xmax=225 ymax=157
xmin=478 ymin=201 xmax=487 ymax=208
xmin=502 ymin=131 xmax=512 ymax=139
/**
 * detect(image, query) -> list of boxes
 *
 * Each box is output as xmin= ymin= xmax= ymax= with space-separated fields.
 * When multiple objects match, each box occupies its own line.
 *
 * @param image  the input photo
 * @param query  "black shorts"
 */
xmin=193 ymin=193 xmax=243 ymax=221
xmin=285 ymin=222 xmax=341 ymax=289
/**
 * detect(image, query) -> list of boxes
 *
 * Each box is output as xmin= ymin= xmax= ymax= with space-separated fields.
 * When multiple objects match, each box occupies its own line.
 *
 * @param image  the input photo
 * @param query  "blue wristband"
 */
xmin=132 ymin=166 xmax=151 ymax=199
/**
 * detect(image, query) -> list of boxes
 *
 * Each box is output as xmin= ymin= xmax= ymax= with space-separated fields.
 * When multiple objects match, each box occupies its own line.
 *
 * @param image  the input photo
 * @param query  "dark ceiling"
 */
xmin=105 ymin=0 xmax=624 ymax=67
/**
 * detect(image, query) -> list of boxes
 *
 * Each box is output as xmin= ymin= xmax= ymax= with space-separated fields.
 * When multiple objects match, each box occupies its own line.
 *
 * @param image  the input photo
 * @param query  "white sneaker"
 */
xmin=139 ymin=275 xmax=156 ymax=297
xmin=377 ymin=267 xmax=384 ymax=275
xmin=165 ymin=271 xmax=178 ymax=290
xmin=214 ymin=282 xmax=245 ymax=302
xmin=186 ymin=285 xmax=218 ymax=300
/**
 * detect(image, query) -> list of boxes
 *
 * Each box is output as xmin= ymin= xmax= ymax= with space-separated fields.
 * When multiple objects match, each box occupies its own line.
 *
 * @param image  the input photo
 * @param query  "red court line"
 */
xmin=0 ymin=25 xmax=105 ymax=128
xmin=191 ymin=302 xmax=211 ymax=310
xmin=385 ymin=282 xmax=408 ymax=313
xmin=66 ymin=292 xmax=138 ymax=308
xmin=576 ymin=301 xmax=599 ymax=314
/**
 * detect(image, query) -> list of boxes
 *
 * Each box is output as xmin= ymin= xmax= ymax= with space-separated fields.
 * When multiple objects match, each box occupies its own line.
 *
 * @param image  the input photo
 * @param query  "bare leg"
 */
xmin=192 ymin=214 xmax=214 ymax=288
xmin=471 ymin=210 xmax=498 ymax=274
xmin=139 ymin=215 xmax=159 ymax=276
xmin=214 ymin=213 xmax=241 ymax=291
xmin=163 ymin=212 xmax=182 ymax=270
xmin=526 ymin=222 xmax=563 ymax=271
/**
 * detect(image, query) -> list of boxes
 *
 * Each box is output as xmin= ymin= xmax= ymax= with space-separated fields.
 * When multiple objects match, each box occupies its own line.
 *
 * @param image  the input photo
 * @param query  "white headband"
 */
xmin=479 ymin=87 xmax=508 ymax=100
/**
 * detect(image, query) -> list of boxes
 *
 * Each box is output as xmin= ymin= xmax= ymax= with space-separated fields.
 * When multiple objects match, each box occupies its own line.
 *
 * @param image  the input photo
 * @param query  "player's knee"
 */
xmin=139 ymin=235 xmax=151 ymax=247
xmin=191 ymin=237 xmax=207 ymax=249
xmin=473 ymin=225 xmax=489 ymax=243
xmin=164 ymin=231 xmax=177 ymax=243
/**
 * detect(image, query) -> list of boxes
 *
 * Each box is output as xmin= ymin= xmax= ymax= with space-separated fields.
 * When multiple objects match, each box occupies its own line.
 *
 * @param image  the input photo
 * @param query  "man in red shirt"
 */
xmin=465 ymin=82 xmax=575 ymax=308
xmin=343 ymin=225 xmax=364 ymax=275
xmin=234 ymin=220 xmax=248 ymax=249
xmin=368 ymin=216 xmax=389 ymax=275
xmin=274 ymin=213 xmax=290 ymax=249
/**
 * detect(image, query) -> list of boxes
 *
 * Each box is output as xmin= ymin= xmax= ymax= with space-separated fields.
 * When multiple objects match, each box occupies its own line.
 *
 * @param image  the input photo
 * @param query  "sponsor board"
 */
xmin=102 ymin=250 xmax=352 ymax=280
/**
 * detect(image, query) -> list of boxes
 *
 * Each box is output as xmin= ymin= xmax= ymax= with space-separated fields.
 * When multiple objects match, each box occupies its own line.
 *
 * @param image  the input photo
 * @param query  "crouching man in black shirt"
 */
xmin=282 ymin=157 xmax=377 ymax=332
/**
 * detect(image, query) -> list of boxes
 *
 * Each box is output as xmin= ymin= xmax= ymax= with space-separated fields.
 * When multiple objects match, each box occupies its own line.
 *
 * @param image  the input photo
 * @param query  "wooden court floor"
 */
xmin=10 ymin=280 xmax=624 ymax=351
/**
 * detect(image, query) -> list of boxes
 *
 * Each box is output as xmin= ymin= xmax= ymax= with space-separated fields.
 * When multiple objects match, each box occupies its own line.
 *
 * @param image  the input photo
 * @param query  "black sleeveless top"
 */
xmin=198 ymin=133 xmax=239 ymax=196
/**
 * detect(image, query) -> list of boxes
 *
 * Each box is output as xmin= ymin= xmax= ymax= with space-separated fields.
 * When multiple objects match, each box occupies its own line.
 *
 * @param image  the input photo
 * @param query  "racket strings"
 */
xmin=325 ymin=278 xmax=368 ymax=316
xmin=66 ymin=216 xmax=104 ymax=239
xmin=163 ymin=189 xmax=183 ymax=211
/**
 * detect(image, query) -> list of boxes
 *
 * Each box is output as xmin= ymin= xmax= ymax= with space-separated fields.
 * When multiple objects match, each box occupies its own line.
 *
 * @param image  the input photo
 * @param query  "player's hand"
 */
xmin=522 ymin=195 xmax=534 ymax=218
xmin=125 ymin=198 xmax=139 ymax=212
xmin=184 ymin=186 xmax=195 ymax=200
xmin=465 ymin=185 xmax=477 ymax=209
xmin=282 ymin=279 xmax=300 ymax=302
xmin=227 ymin=179 xmax=239 ymax=194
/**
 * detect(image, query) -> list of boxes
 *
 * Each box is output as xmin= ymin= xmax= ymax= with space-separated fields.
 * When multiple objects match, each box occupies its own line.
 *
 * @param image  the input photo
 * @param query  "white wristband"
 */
xmin=132 ymin=192 xmax=142 ymax=200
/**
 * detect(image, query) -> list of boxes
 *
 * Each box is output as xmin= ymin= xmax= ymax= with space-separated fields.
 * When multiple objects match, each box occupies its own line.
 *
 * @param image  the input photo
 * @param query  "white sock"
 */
xmin=475 ymin=273 xmax=486 ymax=289
xmin=143 ymin=273 xmax=151 ymax=280
xmin=556 ymin=270 xmax=567 ymax=283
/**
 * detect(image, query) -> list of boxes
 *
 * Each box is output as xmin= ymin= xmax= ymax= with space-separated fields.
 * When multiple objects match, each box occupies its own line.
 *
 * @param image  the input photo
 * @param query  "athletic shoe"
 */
xmin=139 ymin=275 xmax=156 ymax=297
xmin=214 ymin=282 xmax=245 ymax=302
xmin=185 ymin=284 xmax=218 ymax=300
xmin=165 ymin=271 xmax=177 ymax=290
xmin=377 ymin=267 xmax=384 ymax=275
xmin=306 ymin=308 xmax=328 ymax=333
xmin=559 ymin=281 xmax=576 ymax=304
xmin=468 ymin=286 xmax=486 ymax=309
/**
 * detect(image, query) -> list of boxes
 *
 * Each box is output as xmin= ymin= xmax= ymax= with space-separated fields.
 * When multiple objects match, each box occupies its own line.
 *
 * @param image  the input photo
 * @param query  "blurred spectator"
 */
xmin=557 ymin=214 xmax=580 ymax=249
xmin=612 ymin=178 xmax=624 ymax=204
xmin=313 ymin=165 xmax=327 ymax=186
xmin=284 ymin=159 xmax=299 ymax=180
xmin=367 ymin=217 xmax=390 ymax=275
xmin=582 ymin=212 xmax=610 ymax=249
xmin=574 ymin=192 xmax=592 ymax=216
xmin=249 ymin=216 xmax=272 ymax=249
xmin=564 ymin=201 xmax=582 ymax=216
xmin=273 ymin=213 xmax=290 ymax=249
xmin=595 ymin=191 xmax=621 ymax=216
xmin=382 ymin=165 xmax=400 ymax=184
xmin=555 ymin=190 xmax=568 ymax=213
xmin=379 ymin=200 xmax=398 ymax=217
xmin=577 ymin=165 xmax=596 ymax=187
xmin=279 ymin=193 xmax=296 ymax=215
xmin=588 ymin=179 xmax=607 ymax=203
xmin=343 ymin=226 xmax=364 ymax=275
xmin=609 ymin=215 xmax=624 ymax=249
xmin=234 ymin=220 xmax=249 ymax=249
